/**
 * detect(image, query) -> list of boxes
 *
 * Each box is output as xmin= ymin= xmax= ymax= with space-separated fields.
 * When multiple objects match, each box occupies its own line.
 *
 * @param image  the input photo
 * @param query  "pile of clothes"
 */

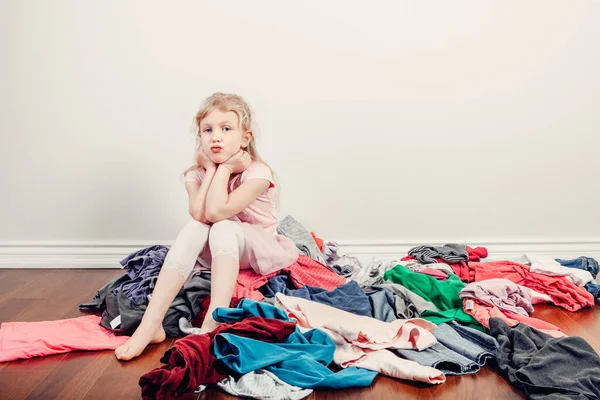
xmin=1 ymin=215 xmax=599 ymax=400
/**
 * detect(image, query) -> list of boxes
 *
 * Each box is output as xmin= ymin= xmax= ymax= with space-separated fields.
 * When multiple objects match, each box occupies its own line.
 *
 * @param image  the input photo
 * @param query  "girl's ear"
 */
xmin=241 ymin=130 xmax=253 ymax=148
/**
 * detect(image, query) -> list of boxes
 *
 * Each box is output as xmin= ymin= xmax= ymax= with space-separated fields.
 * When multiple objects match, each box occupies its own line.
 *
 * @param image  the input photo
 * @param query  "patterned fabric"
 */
xmin=408 ymin=243 xmax=468 ymax=264
xmin=234 ymin=255 xmax=346 ymax=301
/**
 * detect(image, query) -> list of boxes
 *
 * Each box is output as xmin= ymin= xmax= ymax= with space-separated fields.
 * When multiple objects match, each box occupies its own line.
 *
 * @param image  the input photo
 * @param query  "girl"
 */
xmin=115 ymin=93 xmax=298 ymax=361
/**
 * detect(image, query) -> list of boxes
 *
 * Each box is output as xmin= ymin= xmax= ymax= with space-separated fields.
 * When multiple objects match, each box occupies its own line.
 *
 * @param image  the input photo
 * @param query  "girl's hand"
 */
xmin=221 ymin=150 xmax=252 ymax=174
xmin=195 ymin=146 xmax=217 ymax=172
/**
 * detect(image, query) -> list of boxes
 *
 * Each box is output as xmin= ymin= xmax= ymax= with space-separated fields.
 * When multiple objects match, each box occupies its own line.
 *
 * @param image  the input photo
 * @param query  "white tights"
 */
xmin=162 ymin=219 xmax=250 ymax=279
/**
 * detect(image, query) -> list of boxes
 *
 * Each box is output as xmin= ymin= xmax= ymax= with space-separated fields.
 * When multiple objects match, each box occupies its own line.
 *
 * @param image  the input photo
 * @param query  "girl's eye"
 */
xmin=223 ymin=127 xmax=231 ymax=132
xmin=203 ymin=128 xmax=212 ymax=133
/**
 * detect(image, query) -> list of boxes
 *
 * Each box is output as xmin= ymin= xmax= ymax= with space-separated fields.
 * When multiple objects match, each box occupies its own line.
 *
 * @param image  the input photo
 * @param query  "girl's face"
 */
xmin=199 ymin=109 xmax=251 ymax=164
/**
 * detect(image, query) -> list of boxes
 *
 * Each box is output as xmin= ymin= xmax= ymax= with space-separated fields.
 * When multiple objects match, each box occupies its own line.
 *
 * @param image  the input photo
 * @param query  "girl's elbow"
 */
xmin=205 ymin=210 xmax=224 ymax=223
xmin=189 ymin=208 xmax=210 ymax=224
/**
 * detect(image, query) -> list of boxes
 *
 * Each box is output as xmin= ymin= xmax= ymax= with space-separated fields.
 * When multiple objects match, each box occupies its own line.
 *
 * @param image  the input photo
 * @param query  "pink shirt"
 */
xmin=0 ymin=315 xmax=129 ymax=362
xmin=184 ymin=162 xmax=279 ymax=233
xmin=184 ymin=161 xmax=299 ymax=275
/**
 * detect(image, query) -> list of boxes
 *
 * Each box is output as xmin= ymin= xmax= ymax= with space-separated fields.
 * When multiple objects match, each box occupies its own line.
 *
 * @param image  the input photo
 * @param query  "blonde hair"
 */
xmin=196 ymin=93 xmax=263 ymax=160
xmin=182 ymin=93 xmax=277 ymax=192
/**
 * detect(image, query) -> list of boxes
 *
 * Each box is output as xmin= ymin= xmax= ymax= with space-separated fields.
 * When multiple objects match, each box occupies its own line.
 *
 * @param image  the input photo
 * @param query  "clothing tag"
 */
xmin=465 ymin=299 xmax=474 ymax=311
xmin=110 ymin=314 xmax=122 ymax=329
xmin=194 ymin=385 xmax=207 ymax=394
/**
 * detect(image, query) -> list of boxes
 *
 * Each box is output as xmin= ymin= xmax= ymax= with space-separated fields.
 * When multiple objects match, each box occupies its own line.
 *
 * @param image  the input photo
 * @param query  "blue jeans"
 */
xmin=555 ymin=256 xmax=599 ymax=278
xmin=395 ymin=321 xmax=498 ymax=375
xmin=583 ymin=283 xmax=600 ymax=298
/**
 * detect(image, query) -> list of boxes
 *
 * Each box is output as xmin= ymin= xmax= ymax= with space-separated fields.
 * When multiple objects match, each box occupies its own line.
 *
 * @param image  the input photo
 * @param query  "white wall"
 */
xmin=1 ymin=1 xmax=599 ymax=250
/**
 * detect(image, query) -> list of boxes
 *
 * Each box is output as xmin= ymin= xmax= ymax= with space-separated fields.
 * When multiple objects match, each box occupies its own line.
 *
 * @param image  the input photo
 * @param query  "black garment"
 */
xmin=80 ymin=273 xmax=211 ymax=337
xmin=80 ymin=274 xmax=129 ymax=310
xmin=490 ymin=317 xmax=600 ymax=400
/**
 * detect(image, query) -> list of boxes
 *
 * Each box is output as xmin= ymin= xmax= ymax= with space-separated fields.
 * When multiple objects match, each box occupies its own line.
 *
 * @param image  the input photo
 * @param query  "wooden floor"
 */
xmin=0 ymin=269 xmax=598 ymax=400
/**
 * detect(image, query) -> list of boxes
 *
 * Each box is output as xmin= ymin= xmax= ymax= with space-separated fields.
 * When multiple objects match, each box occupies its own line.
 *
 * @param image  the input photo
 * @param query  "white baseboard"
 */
xmin=1 ymin=239 xmax=600 ymax=269
xmin=336 ymin=239 xmax=600 ymax=264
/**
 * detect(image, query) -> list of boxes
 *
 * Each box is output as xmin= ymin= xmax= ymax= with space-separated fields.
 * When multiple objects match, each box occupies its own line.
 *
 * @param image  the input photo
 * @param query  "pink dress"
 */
xmin=184 ymin=162 xmax=299 ymax=275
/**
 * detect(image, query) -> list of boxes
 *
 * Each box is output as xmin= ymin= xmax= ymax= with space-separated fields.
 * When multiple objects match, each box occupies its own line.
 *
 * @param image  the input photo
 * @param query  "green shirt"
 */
xmin=383 ymin=264 xmax=483 ymax=331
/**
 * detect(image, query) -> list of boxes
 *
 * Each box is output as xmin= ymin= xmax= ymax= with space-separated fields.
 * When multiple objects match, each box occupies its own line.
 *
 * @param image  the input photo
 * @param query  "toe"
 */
xmin=115 ymin=345 xmax=128 ymax=360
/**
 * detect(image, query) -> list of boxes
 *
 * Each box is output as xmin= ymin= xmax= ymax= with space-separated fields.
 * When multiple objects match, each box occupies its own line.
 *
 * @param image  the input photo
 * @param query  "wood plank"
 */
xmin=556 ymin=300 xmax=600 ymax=345
xmin=0 ymin=297 xmax=44 ymax=323
xmin=0 ymin=354 xmax=67 ymax=400
xmin=530 ymin=304 xmax=600 ymax=353
xmin=429 ymin=366 xmax=523 ymax=400
xmin=0 ymin=269 xmax=80 ymax=301
xmin=0 ymin=269 xmax=32 ymax=302
xmin=0 ymin=268 xmax=598 ymax=400
xmin=8 ymin=269 xmax=123 ymax=322
xmin=200 ymin=388 xmax=241 ymax=399
xmin=25 ymin=351 xmax=114 ymax=400
xmin=367 ymin=375 xmax=432 ymax=400
xmin=83 ymin=338 xmax=176 ymax=400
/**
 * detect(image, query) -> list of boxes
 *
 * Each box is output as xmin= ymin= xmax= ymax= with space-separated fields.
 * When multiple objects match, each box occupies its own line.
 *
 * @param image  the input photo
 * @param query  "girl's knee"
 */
xmin=175 ymin=220 xmax=210 ymax=245
xmin=208 ymin=220 xmax=244 ymax=258
xmin=183 ymin=220 xmax=210 ymax=235
xmin=209 ymin=220 xmax=243 ymax=243
xmin=209 ymin=220 xmax=239 ymax=235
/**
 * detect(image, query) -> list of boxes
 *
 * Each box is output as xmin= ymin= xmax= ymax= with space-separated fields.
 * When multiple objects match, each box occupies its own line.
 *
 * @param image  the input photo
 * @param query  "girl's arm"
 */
xmin=185 ymin=167 xmax=216 ymax=224
xmin=205 ymin=163 xmax=269 ymax=223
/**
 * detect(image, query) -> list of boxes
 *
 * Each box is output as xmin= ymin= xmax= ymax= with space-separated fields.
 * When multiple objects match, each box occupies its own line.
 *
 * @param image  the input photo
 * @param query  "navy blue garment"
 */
xmin=259 ymin=275 xmax=372 ymax=317
xmin=556 ymin=256 xmax=600 ymax=298
xmin=116 ymin=245 xmax=169 ymax=305
xmin=212 ymin=298 xmax=379 ymax=389
xmin=396 ymin=321 xmax=497 ymax=376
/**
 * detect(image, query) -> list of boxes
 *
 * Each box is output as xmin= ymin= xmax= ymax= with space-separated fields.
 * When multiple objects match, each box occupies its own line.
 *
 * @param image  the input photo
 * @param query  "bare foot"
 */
xmin=115 ymin=323 xmax=166 ymax=361
xmin=198 ymin=315 xmax=222 ymax=334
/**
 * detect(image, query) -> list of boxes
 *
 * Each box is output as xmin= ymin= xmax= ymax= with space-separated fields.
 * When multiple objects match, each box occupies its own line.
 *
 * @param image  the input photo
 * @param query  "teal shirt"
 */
xmin=212 ymin=298 xmax=379 ymax=389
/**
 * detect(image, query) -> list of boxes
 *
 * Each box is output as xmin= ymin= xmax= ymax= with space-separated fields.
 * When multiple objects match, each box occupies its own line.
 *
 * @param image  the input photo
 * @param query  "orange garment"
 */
xmin=463 ymin=299 xmax=566 ymax=338
xmin=0 ymin=315 xmax=129 ymax=362
xmin=310 ymin=232 xmax=324 ymax=251
xmin=454 ymin=261 xmax=594 ymax=312
xmin=234 ymin=255 xmax=346 ymax=301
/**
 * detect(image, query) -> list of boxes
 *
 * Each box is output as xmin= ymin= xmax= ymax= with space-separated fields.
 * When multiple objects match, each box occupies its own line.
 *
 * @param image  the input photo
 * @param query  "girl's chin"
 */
xmin=209 ymin=154 xmax=230 ymax=164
